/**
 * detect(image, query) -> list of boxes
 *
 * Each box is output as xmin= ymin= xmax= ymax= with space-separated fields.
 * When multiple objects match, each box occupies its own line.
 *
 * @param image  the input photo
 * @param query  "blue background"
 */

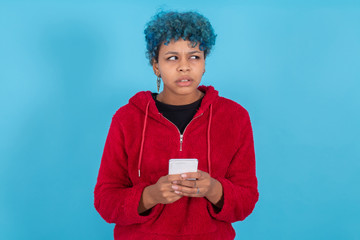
xmin=1 ymin=1 xmax=359 ymax=239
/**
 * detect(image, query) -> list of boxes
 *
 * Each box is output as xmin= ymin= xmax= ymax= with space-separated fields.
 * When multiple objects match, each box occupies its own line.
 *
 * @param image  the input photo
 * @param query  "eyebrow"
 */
xmin=164 ymin=51 xmax=202 ymax=55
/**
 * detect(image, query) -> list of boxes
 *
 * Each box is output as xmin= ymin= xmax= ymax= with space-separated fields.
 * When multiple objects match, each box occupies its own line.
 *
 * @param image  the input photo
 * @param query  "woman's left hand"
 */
xmin=171 ymin=170 xmax=222 ymax=200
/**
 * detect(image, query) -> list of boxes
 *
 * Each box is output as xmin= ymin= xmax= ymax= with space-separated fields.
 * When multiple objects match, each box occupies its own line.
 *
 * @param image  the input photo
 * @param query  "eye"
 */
xmin=190 ymin=55 xmax=200 ymax=60
xmin=167 ymin=56 xmax=177 ymax=61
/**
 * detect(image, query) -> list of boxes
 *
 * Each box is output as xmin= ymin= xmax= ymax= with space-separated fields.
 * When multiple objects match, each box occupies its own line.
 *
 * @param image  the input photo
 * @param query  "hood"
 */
xmin=129 ymin=85 xmax=219 ymax=118
xmin=128 ymin=85 xmax=219 ymax=178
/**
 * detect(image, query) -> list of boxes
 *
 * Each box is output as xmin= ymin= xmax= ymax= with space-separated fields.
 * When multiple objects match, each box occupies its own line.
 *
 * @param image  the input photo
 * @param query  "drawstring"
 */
xmin=138 ymin=101 xmax=150 ymax=177
xmin=207 ymin=104 xmax=213 ymax=176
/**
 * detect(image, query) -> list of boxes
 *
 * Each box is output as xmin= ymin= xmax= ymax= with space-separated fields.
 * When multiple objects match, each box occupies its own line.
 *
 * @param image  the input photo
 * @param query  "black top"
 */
xmin=152 ymin=93 xmax=203 ymax=134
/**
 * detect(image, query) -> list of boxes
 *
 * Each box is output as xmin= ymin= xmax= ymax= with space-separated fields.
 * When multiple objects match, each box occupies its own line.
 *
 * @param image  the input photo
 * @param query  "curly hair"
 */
xmin=144 ymin=10 xmax=217 ymax=65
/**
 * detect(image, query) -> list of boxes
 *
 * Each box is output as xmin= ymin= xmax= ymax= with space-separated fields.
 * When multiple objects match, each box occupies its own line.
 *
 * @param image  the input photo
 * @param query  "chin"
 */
xmin=175 ymin=87 xmax=199 ymax=95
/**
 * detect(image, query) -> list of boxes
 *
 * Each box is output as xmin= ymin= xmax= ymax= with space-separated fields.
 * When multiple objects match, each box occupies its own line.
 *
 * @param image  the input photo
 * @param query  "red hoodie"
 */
xmin=94 ymin=85 xmax=259 ymax=240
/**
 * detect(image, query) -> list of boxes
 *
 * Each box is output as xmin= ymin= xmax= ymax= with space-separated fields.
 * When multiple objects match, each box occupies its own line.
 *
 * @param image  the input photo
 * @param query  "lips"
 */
xmin=175 ymin=76 xmax=193 ymax=87
xmin=176 ymin=76 xmax=193 ymax=82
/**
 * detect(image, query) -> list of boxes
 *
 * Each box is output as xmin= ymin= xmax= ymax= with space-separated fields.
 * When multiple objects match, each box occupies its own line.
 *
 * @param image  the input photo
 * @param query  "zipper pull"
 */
xmin=180 ymin=134 xmax=183 ymax=151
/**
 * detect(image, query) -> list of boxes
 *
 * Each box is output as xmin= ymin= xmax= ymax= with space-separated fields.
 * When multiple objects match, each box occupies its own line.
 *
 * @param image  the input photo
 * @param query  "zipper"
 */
xmin=160 ymin=113 xmax=204 ymax=151
xmin=179 ymin=134 xmax=184 ymax=151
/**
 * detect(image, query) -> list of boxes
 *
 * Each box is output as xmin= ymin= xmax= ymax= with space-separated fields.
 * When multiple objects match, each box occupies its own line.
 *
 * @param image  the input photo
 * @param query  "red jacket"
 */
xmin=94 ymin=85 xmax=259 ymax=239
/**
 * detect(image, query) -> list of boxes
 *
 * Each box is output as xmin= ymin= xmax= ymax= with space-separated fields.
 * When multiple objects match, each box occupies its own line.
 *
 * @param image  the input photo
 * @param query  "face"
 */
xmin=152 ymin=38 xmax=205 ymax=101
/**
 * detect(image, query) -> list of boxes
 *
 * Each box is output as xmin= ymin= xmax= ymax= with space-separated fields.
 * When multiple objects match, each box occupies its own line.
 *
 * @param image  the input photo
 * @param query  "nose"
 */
xmin=177 ymin=58 xmax=190 ymax=72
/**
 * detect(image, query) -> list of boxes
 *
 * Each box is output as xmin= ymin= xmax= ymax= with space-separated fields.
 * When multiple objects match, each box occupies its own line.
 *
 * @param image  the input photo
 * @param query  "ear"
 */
xmin=152 ymin=59 xmax=160 ymax=77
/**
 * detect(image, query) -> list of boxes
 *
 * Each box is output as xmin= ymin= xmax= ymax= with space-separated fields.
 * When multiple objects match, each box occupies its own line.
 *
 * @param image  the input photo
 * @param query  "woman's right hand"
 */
xmin=138 ymin=174 xmax=182 ymax=214
xmin=149 ymin=175 xmax=183 ymax=204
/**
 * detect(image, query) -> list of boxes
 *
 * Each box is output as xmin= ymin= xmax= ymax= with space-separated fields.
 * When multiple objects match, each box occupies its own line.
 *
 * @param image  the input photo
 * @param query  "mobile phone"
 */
xmin=168 ymin=158 xmax=198 ymax=180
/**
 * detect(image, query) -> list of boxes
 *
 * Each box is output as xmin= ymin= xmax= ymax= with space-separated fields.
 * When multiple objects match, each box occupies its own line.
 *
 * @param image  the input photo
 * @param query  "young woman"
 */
xmin=94 ymin=10 xmax=259 ymax=240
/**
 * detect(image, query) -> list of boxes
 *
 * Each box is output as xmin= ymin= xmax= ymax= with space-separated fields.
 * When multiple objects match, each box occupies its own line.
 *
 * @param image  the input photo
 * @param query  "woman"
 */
xmin=94 ymin=10 xmax=259 ymax=240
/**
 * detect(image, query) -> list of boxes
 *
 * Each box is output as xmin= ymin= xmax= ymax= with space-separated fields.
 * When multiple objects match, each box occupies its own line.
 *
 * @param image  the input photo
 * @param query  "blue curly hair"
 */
xmin=144 ymin=10 xmax=217 ymax=65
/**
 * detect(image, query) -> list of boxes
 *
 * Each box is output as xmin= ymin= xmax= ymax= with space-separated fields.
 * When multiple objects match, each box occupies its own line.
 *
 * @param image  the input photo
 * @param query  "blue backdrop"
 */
xmin=1 ymin=1 xmax=359 ymax=239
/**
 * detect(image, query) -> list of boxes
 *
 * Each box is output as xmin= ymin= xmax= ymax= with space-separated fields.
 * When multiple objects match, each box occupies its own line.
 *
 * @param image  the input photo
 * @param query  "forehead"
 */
xmin=159 ymin=38 xmax=202 ymax=53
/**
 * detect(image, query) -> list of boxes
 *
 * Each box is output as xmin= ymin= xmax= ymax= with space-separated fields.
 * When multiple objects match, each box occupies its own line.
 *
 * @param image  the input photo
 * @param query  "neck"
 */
xmin=157 ymin=90 xmax=204 ymax=106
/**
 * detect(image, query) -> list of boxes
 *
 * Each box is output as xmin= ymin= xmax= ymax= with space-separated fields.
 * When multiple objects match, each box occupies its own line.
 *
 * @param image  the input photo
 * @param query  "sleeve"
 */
xmin=94 ymin=115 xmax=163 ymax=226
xmin=207 ymin=112 xmax=259 ymax=223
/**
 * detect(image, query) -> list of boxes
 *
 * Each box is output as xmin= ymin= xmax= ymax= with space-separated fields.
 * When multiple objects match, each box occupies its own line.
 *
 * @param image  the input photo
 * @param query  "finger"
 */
xmin=174 ymin=180 xmax=197 ymax=188
xmin=166 ymin=192 xmax=183 ymax=202
xmin=174 ymin=187 xmax=203 ymax=197
xmin=180 ymin=172 xmax=202 ymax=180
xmin=196 ymin=170 xmax=209 ymax=179
xmin=173 ymin=185 xmax=199 ymax=195
xmin=180 ymin=192 xmax=203 ymax=198
xmin=167 ymin=174 xmax=184 ymax=182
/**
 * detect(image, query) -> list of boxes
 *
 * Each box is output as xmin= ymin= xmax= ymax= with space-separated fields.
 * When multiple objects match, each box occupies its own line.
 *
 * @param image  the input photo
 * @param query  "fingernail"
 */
xmin=181 ymin=174 xmax=187 ymax=178
xmin=175 ymin=191 xmax=181 ymax=194
xmin=172 ymin=181 xmax=178 ymax=184
xmin=172 ymin=185 xmax=178 ymax=190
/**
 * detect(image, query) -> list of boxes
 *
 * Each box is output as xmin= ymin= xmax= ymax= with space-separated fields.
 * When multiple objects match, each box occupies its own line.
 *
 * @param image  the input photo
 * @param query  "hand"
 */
xmin=138 ymin=171 xmax=223 ymax=214
xmin=171 ymin=170 xmax=222 ymax=201
xmin=147 ymin=174 xmax=184 ymax=205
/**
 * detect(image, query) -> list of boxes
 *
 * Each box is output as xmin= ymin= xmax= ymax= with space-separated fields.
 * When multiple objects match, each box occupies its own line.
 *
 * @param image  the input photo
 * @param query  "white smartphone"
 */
xmin=168 ymin=158 xmax=198 ymax=180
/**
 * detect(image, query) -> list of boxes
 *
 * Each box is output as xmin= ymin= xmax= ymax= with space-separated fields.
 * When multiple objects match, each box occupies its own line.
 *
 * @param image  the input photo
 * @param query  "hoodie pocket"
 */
xmin=138 ymin=197 xmax=218 ymax=235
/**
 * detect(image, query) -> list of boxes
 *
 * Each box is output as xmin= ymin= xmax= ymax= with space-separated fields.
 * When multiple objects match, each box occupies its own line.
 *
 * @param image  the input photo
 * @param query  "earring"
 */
xmin=157 ymin=75 xmax=161 ymax=93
